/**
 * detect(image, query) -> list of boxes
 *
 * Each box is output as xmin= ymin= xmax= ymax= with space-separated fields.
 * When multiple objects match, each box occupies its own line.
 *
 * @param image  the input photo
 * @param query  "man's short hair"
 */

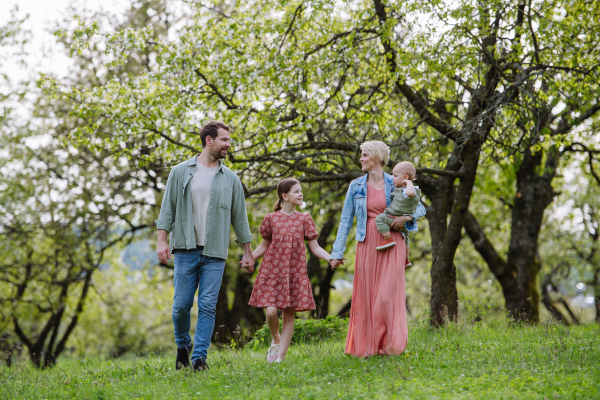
xmin=199 ymin=121 xmax=230 ymax=147
xmin=360 ymin=141 xmax=390 ymax=166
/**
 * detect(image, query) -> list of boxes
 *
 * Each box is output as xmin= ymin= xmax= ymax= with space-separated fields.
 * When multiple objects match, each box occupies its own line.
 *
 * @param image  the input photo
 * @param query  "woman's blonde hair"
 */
xmin=360 ymin=141 xmax=390 ymax=166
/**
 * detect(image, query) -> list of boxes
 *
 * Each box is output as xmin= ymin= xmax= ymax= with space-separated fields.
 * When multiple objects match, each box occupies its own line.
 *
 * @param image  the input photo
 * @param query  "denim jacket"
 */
xmin=330 ymin=173 xmax=426 ymax=260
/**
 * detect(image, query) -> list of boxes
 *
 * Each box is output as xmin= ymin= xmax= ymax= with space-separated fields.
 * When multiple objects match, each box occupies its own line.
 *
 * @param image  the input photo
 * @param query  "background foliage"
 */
xmin=0 ymin=0 xmax=599 ymax=367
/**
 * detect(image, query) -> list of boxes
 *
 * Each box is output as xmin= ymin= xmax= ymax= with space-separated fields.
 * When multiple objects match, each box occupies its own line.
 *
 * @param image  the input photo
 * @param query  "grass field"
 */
xmin=1 ymin=322 xmax=599 ymax=399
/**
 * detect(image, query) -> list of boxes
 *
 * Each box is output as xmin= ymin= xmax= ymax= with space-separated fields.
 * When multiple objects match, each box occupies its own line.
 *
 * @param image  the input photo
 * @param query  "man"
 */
xmin=155 ymin=121 xmax=254 ymax=372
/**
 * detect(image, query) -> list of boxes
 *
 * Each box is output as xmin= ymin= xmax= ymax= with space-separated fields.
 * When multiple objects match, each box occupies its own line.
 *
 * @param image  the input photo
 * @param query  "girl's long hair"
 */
xmin=273 ymin=178 xmax=301 ymax=212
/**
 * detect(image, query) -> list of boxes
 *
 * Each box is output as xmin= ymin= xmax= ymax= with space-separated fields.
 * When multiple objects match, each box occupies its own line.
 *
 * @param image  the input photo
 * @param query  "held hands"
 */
xmin=329 ymin=257 xmax=345 ymax=270
xmin=239 ymin=253 xmax=255 ymax=273
xmin=238 ymin=242 xmax=256 ymax=273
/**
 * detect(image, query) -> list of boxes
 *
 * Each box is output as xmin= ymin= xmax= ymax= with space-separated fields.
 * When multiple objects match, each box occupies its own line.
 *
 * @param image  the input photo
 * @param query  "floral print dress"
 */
xmin=248 ymin=211 xmax=318 ymax=311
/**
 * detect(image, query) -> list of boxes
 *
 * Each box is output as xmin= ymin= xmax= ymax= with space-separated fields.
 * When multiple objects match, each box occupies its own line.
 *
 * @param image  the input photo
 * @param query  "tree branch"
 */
xmin=278 ymin=3 xmax=304 ymax=53
xmin=463 ymin=210 xmax=513 ymax=283
xmin=304 ymin=27 xmax=378 ymax=60
xmin=451 ymin=75 xmax=476 ymax=95
xmin=245 ymin=172 xmax=363 ymax=197
xmin=417 ymin=168 xmax=465 ymax=178
xmin=562 ymin=143 xmax=600 ymax=186
xmin=229 ymin=140 xmax=358 ymax=163
xmin=53 ymin=268 xmax=93 ymax=359
xmin=372 ymin=0 xmax=458 ymax=141
xmin=552 ymin=102 xmax=600 ymax=135
xmin=193 ymin=69 xmax=240 ymax=109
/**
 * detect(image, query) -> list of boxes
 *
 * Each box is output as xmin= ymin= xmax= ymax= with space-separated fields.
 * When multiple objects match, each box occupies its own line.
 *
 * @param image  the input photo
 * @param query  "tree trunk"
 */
xmin=595 ymin=284 xmax=600 ymax=324
xmin=307 ymin=212 xmax=338 ymax=318
xmin=420 ymin=136 xmax=485 ymax=325
xmin=227 ymin=267 xmax=265 ymax=331
xmin=0 ymin=334 xmax=12 ymax=368
xmin=213 ymin=265 xmax=231 ymax=344
xmin=12 ymin=265 xmax=94 ymax=368
xmin=422 ymin=171 xmax=457 ymax=324
xmin=313 ymin=265 xmax=337 ymax=319
xmin=464 ymin=142 xmax=560 ymax=323
xmin=213 ymin=261 xmax=265 ymax=345
xmin=506 ymin=144 xmax=559 ymax=322
xmin=337 ymin=298 xmax=352 ymax=317
xmin=372 ymin=0 xmax=501 ymax=325
xmin=540 ymin=274 xmax=570 ymax=325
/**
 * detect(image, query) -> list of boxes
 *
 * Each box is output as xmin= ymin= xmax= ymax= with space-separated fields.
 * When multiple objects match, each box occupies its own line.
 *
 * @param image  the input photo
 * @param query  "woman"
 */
xmin=329 ymin=141 xmax=426 ymax=357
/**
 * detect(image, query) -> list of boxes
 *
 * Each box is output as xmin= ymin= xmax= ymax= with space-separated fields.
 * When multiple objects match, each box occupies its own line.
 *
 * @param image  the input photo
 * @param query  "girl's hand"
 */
xmin=402 ymin=179 xmax=411 ymax=187
xmin=329 ymin=258 xmax=345 ymax=270
xmin=239 ymin=260 xmax=255 ymax=273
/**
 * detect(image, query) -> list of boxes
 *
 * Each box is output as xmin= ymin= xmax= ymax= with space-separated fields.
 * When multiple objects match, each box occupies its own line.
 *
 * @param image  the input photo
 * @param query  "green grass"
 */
xmin=1 ymin=322 xmax=599 ymax=399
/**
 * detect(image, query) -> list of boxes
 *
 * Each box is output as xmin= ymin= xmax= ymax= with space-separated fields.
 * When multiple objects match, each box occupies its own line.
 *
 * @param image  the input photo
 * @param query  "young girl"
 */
xmin=247 ymin=178 xmax=332 ymax=362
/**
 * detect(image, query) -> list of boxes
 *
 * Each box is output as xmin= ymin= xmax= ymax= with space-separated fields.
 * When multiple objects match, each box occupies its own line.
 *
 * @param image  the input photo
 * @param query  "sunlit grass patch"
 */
xmin=1 ymin=323 xmax=599 ymax=399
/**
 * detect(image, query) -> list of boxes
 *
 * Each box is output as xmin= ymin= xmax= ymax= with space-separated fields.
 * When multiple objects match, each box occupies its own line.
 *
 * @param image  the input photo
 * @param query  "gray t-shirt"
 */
xmin=190 ymin=159 xmax=219 ymax=246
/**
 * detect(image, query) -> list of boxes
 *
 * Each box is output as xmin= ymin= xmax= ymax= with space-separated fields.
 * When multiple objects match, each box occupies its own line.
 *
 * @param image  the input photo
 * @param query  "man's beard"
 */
xmin=211 ymin=147 xmax=227 ymax=159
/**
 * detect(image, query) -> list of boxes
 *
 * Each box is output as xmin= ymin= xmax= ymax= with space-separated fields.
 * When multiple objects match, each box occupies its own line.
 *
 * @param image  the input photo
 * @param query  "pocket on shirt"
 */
xmin=219 ymin=187 xmax=233 ymax=210
xmin=354 ymin=195 xmax=365 ymax=216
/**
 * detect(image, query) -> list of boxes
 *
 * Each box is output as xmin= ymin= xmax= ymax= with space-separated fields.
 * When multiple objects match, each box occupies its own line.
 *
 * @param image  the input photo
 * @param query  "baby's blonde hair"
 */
xmin=360 ymin=141 xmax=390 ymax=166
xmin=394 ymin=161 xmax=417 ymax=180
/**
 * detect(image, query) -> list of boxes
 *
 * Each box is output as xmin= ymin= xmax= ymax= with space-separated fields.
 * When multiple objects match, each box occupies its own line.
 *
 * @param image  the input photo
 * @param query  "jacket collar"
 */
xmin=187 ymin=154 xmax=224 ymax=173
xmin=357 ymin=174 xmax=368 ymax=186
xmin=384 ymin=172 xmax=394 ymax=185
xmin=358 ymin=172 xmax=394 ymax=186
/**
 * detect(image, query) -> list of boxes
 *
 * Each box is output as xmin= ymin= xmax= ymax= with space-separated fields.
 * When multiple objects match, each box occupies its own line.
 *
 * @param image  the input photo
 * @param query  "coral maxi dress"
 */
xmin=346 ymin=184 xmax=408 ymax=356
xmin=248 ymin=211 xmax=318 ymax=311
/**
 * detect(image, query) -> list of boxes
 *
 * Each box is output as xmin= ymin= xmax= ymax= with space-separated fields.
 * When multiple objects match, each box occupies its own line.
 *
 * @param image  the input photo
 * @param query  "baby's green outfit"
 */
xmin=375 ymin=186 xmax=422 ymax=246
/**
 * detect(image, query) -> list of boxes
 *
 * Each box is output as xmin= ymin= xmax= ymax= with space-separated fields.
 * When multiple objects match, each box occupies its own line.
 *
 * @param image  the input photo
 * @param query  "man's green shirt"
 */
xmin=154 ymin=155 xmax=252 ymax=260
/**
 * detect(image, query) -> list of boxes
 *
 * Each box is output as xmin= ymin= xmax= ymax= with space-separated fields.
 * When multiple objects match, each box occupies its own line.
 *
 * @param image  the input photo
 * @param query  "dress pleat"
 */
xmin=345 ymin=184 xmax=408 ymax=357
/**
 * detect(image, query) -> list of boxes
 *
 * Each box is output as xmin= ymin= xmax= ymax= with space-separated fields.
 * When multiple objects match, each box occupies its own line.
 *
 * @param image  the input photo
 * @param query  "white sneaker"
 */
xmin=267 ymin=342 xmax=280 ymax=363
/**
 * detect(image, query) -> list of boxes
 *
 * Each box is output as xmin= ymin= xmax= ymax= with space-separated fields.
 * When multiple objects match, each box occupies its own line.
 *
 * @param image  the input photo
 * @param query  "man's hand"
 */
xmin=240 ymin=253 xmax=255 ymax=273
xmin=156 ymin=230 xmax=171 ymax=264
xmin=240 ymin=243 xmax=255 ymax=273
xmin=329 ymin=258 xmax=345 ymax=270
xmin=390 ymin=215 xmax=413 ymax=231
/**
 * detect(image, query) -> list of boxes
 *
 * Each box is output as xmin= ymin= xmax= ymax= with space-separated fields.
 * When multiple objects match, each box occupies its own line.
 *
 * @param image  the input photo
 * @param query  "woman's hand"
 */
xmin=329 ymin=258 xmax=345 ymax=270
xmin=390 ymin=215 xmax=413 ymax=231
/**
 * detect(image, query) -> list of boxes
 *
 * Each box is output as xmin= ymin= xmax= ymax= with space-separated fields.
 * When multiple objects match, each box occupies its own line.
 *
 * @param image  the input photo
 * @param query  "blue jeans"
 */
xmin=173 ymin=248 xmax=226 ymax=362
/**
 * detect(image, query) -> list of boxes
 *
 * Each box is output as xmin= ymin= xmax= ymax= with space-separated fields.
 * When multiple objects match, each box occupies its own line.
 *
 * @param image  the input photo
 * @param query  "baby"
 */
xmin=375 ymin=161 xmax=421 ymax=268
